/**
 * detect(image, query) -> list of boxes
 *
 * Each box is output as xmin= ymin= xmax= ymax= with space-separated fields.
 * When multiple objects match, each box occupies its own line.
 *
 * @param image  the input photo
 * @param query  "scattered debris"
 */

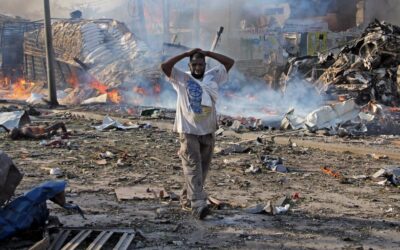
xmin=372 ymin=167 xmax=400 ymax=186
xmin=94 ymin=116 xmax=140 ymax=131
xmin=115 ymin=185 xmax=162 ymax=201
xmin=260 ymin=155 xmax=289 ymax=173
xmin=366 ymin=153 xmax=389 ymax=160
xmin=245 ymin=165 xmax=261 ymax=174
xmin=49 ymin=167 xmax=63 ymax=178
xmin=220 ymin=144 xmax=251 ymax=155
xmin=0 ymin=111 xmax=31 ymax=131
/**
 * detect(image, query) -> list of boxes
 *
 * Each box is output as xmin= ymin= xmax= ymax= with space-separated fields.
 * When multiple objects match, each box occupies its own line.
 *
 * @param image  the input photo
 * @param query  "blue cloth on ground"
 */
xmin=0 ymin=180 xmax=66 ymax=240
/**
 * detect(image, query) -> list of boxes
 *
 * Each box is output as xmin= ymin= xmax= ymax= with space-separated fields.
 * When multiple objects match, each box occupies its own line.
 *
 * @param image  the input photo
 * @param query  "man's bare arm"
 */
xmin=161 ymin=48 xmax=201 ymax=77
xmin=204 ymin=51 xmax=235 ymax=72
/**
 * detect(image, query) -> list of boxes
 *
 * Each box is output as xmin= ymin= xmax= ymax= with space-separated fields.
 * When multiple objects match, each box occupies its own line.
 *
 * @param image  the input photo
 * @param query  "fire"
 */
xmin=90 ymin=80 xmax=108 ymax=94
xmin=6 ymin=79 xmax=35 ymax=99
xmin=90 ymin=80 xmax=122 ymax=104
xmin=153 ymin=83 xmax=161 ymax=94
xmin=67 ymin=72 xmax=80 ymax=88
xmin=388 ymin=107 xmax=400 ymax=112
xmin=108 ymin=89 xmax=122 ymax=103
xmin=133 ymin=86 xmax=148 ymax=96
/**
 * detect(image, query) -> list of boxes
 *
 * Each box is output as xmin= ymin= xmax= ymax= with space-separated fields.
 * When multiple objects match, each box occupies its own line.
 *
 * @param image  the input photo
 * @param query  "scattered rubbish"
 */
xmin=100 ymin=151 xmax=115 ymax=159
xmin=245 ymin=165 xmax=261 ymax=174
xmin=0 ymin=111 xmax=31 ymax=131
xmin=244 ymin=203 xmax=266 ymax=214
xmin=366 ymin=153 xmax=389 ymax=160
xmin=261 ymin=155 xmax=288 ymax=173
xmin=230 ymin=120 xmax=244 ymax=133
xmin=282 ymin=99 xmax=362 ymax=131
xmin=385 ymin=207 xmax=394 ymax=213
xmin=40 ymin=138 xmax=66 ymax=148
xmin=321 ymin=166 xmax=341 ymax=179
xmin=275 ymin=204 xmax=290 ymax=215
xmin=172 ymin=241 xmax=184 ymax=246
xmin=49 ymin=167 xmax=63 ymax=178
xmin=245 ymin=197 xmax=291 ymax=215
xmin=215 ymin=127 xmax=224 ymax=136
xmin=140 ymin=108 xmax=161 ymax=118
xmin=26 ymin=93 xmax=46 ymax=105
xmin=116 ymin=158 xmax=125 ymax=167
xmin=352 ymin=175 xmax=368 ymax=180
xmin=94 ymin=116 xmax=140 ymax=131
xmin=372 ymin=167 xmax=400 ymax=186
xmin=221 ymin=144 xmax=250 ymax=155
xmin=115 ymin=185 xmax=162 ymax=201
xmin=95 ymin=159 xmax=107 ymax=165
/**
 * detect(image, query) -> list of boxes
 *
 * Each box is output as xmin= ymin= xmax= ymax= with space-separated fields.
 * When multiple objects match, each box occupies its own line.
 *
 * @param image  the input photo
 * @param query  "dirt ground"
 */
xmin=1 ymin=103 xmax=400 ymax=250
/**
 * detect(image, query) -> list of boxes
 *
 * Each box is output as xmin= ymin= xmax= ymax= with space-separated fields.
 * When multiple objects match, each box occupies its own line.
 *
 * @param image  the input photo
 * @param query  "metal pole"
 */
xmin=44 ymin=0 xmax=58 ymax=106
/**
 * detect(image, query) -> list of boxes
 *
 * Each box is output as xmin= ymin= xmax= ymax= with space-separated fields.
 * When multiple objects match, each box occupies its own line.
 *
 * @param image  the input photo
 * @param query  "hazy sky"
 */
xmin=0 ymin=0 xmax=125 ymax=20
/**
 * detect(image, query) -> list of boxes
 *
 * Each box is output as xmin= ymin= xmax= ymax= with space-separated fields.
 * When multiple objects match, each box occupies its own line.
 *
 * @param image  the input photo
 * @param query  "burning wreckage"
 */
xmin=281 ymin=20 xmax=400 ymax=136
xmin=1 ymin=18 xmax=160 ymax=105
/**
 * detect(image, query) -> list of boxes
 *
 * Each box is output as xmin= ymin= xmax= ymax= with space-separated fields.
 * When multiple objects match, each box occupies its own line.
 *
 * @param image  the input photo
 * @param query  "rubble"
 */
xmin=317 ymin=20 xmax=400 ymax=106
xmin=260 ymin=155 xmax=289 ymax=173
xmin=372 ymin=167 xmax=400 ymax=186
xmin=0 ymin=110 xmax=31 ymax=131
xmin=94 ymin=116 xmax=140 ymax=131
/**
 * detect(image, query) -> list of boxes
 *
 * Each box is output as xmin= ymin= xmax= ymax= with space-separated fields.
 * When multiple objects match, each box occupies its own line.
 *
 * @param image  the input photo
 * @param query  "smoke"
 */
xmin=365 ymin=0 xmax=400 ymax=26
xmin=0 ymin=0 xmax=125 ymax=20
xmin=216 ymin=69 xmax=323 ymax=120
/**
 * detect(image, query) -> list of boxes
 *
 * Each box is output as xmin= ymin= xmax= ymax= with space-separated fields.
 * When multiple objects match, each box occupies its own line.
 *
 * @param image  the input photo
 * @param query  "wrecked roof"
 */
xmin=24 ymin=19 xmax=161 ymax=88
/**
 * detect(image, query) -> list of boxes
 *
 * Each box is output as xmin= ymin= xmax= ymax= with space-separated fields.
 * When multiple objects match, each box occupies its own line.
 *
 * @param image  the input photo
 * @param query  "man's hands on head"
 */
xmin=186 ymin=48 xmax=209 ymax=57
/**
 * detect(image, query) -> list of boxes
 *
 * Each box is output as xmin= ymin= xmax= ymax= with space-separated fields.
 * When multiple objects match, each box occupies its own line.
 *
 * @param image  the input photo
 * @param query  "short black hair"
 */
xmin=190 ymin=52 xmax=205 ymax=62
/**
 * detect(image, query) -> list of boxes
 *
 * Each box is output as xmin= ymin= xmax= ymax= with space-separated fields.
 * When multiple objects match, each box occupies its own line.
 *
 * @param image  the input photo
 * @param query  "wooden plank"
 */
xmin=86 ymin=231 xmax=114 ymax=250
xmin=61 ymin=230 xmax=92 ymax=250
xmin=49 ymin=230 xmax=71 ymax=250
xmin=113 ymin=233 xmax=135 ymax=250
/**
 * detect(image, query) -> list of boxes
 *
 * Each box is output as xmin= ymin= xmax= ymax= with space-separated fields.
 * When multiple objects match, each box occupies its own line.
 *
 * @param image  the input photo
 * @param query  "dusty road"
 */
xmin=1 ymin=104 xmax=400 ymax=249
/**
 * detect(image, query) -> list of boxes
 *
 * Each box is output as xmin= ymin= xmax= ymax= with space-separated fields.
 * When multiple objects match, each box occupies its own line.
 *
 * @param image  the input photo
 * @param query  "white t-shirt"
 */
xmin=169 ymin=64 xmax=228 ymax=135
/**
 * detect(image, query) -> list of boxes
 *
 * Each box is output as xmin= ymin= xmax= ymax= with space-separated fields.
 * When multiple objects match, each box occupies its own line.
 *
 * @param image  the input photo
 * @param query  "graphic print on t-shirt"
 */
xmin=186 ymin=78 xmax=203 ymax=114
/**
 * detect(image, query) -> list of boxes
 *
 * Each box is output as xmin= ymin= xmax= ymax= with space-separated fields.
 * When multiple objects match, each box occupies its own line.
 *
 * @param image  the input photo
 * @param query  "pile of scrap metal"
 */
xmin=283 ymin=20 xmax=400 ymax=107
xmin=318 ymin=20 xmax=400 ymax=106
xmin=0 ymin=151 xmax=84 ymax=242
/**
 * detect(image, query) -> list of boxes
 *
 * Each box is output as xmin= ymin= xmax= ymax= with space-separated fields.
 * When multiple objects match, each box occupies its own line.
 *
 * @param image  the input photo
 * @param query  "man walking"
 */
xmin=161 ymin=48 xmax=234 ymax=219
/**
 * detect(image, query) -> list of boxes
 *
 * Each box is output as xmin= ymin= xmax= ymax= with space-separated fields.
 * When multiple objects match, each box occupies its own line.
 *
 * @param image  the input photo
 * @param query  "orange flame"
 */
xmin=90 ymin=80 xmax=108 ymax=94
xmin=388 ymin=107 xmax=400 ymax=112
xmin=108 ymin=89 xmax=122 ymax=103
xmin=67 ymin=72 xmax=80 ymax=88
xmin=90 ymin=80 xmax=122 ymax=104
xmin=7 ymin=79 xmax=35 ymax=99
xmin=153 ymin=83 xmax=161 ymax=94
xmin=133 ymin=86 xmax=148 ymax=96
xmin=321 ymin=166 xmax=341 ymax=179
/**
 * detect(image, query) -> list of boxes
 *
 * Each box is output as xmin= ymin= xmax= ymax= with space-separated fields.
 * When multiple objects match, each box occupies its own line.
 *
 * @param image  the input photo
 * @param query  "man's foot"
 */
xmin=191 ymin=205 xmax=210 ymax=220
